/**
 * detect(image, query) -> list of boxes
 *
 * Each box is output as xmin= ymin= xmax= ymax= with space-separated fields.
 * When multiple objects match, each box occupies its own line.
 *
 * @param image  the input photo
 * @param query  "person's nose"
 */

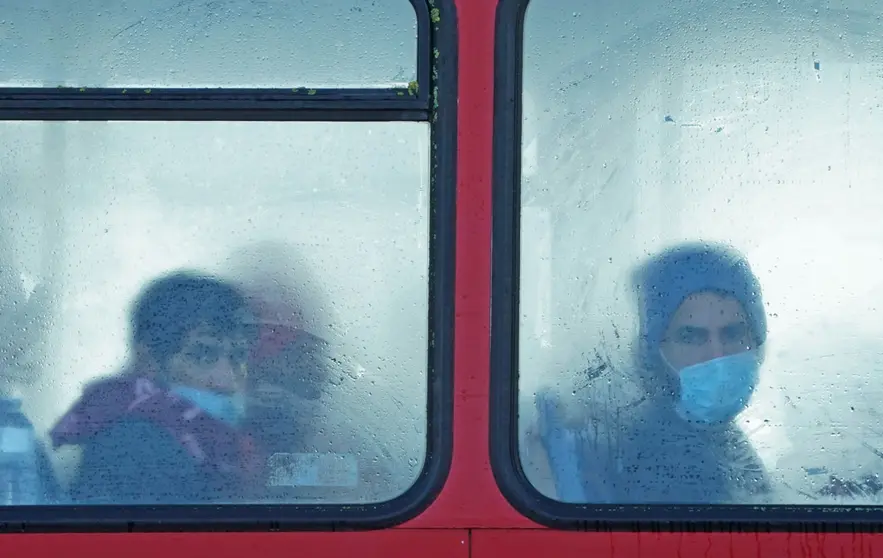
xmin=707 ymin=336 xmax=727 ymax=360
xmin=207 ymin=356 xmax=241 ymax=393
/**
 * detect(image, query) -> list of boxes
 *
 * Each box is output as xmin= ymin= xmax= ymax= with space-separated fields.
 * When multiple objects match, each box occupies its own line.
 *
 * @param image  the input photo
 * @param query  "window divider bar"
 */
xmin=0 ymin=88 xmax=427 ymax=102
xmin=0 ymin=88 xmax=429 ymax=121
xmin=0 ymin=107 xmax=430 ymax=122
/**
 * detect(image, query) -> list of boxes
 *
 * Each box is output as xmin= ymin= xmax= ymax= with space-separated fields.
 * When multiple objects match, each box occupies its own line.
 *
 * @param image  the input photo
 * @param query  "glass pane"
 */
xmin=0 ymin=0 xmax=417 ymax=88
xmin=0 ymin=120 xmax=429 ymax=506
xmin=518 ymin=0 xmax=883 ymax=506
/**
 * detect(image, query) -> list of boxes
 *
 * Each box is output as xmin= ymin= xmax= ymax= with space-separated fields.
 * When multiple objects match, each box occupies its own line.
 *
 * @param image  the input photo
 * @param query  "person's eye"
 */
xmin=722 ymin=324 xmax=750 ymax=345
xmin=190 ymin=344 xmax=220 ymax=366
xmin=677 ymin=329 xmax=707 ymax=345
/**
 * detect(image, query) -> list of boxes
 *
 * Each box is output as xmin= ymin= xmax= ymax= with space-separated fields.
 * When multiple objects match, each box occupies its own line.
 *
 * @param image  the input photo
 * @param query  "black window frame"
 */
xmin=0 ymin=0 xmax=456 ymax=532
xmin=489 ymin=0 xmax=883 ymax=531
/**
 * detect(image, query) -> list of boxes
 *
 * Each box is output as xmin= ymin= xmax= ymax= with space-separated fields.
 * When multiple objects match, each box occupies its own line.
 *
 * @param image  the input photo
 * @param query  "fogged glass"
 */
xmin=518 ymin=0 xmax=883 ymax=505
xmin=0 ymin=0 xmax=416 ymax=88
xmin=0 ymin=121 xmax=429 ymax=505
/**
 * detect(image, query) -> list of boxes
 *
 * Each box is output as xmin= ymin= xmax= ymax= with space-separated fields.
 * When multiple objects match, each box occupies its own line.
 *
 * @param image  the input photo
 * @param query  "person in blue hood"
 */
xmin=538 ymin=241 xmax=771 ymax=504
xmin=618 ymin=241 xmax=771 ymax=502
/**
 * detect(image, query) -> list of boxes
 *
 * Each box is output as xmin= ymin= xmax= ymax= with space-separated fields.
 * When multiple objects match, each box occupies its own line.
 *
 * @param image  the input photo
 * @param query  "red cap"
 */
xmin=246 ymin=298 xmax=304 ymax=362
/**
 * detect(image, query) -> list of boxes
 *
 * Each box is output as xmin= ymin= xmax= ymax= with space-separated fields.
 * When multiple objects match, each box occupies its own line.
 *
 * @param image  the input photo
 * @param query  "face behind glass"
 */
xmin=165 ymin=325 xmax=250 ymax=395
xmin=659 ymin=291 xmax=754 ymax=371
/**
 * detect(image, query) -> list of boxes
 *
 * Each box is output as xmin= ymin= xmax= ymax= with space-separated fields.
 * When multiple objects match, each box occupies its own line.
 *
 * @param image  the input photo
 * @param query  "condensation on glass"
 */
xmin=0 ymin=121 xmax=429 ymax=505
xmin=0 ymin=0 xmax=417 ymax=88
xmin=518 ymin=0 xmax=883 ymax=506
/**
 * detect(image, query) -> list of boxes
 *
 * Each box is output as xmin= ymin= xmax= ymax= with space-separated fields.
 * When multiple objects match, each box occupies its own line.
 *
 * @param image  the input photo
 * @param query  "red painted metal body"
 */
xmin=3 ymin=0 xmax=883 ymax=555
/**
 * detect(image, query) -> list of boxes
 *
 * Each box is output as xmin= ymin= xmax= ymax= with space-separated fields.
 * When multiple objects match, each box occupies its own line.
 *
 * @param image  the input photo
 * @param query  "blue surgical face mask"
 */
xmin=171 ymin=385 xmax=245 ymax=426
xmin=664 ymin=349 xmax=760 ymax=425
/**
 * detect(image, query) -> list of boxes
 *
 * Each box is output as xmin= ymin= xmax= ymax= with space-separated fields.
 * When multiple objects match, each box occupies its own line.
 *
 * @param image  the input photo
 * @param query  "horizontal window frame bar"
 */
xmin=0 ymin=89 xmax=428 ymax=121
xmin=488 ymin=0 xmax=883 ymax=532
xmin=0 ymin=88 xmax=426 ymax=102
xmin=0 ymin=107 xmax=429 ymax=122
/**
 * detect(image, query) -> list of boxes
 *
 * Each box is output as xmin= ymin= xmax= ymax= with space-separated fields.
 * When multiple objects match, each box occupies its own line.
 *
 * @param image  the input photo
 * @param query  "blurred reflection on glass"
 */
xmin=0 ymin=235 xmax=63 ymax=505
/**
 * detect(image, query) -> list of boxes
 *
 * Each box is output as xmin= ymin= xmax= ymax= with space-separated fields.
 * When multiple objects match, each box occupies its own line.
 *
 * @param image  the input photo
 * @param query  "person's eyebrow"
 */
xmin=190 ymin=336 xmax=223 ymax=345
xmin=677 ymin=325 xmax=708 ymax=334
xmin=668 ymin=325 xmax=709 ymax=342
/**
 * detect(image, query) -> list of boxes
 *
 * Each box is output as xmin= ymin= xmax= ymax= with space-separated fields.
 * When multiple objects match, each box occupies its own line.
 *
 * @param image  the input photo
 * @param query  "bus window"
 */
xmin=2 ymin=120 xmax=429 ymax=507
xmin=494 ymin=0 xmax=883 ymax=520
xmin=0 ymin=0 xmax=417 ymax=88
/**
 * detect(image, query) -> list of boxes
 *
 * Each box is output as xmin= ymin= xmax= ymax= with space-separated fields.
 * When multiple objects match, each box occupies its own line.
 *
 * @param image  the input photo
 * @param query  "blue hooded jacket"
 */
xmin=539 ymin=242 xmax=771 ymax=504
